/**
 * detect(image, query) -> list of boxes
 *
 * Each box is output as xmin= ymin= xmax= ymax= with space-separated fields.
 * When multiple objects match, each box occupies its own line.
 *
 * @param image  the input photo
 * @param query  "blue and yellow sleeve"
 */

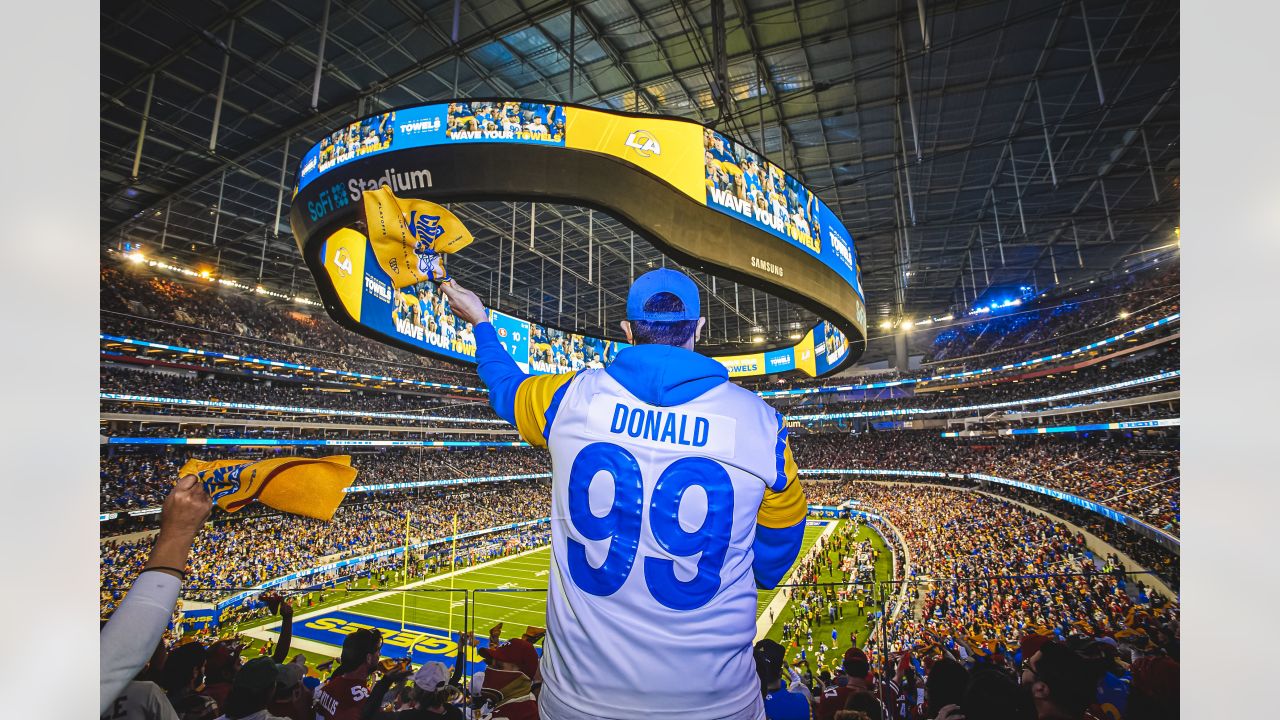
xmin=473 ymin=321 xmax=575 ymax=448
xmin=753 ymin=416 xmax=807 ymax=589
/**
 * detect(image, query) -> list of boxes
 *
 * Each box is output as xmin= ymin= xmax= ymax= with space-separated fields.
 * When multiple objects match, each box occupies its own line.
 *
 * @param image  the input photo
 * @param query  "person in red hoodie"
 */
xmin=477 ymin=639 xmax=540 ymax=720
xmin=817 ymin=648 xmax=872 ymax=720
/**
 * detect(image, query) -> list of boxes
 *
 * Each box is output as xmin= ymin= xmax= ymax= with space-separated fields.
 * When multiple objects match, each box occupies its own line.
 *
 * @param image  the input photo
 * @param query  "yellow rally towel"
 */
xmin=180 ymin=456 xmax=357 ymax=520
xmin=362 ymin=186 xmax=474 ymax=288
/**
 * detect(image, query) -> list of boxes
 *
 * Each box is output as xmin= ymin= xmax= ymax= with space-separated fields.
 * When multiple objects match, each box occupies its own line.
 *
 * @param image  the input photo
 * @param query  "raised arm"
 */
xmin=100 ymin=475 xmax=210 ymax=714
xmin=442 ymin=280 xmax=575 ymax=448
xmin=270 ymin=598 xmax=294 ymax=664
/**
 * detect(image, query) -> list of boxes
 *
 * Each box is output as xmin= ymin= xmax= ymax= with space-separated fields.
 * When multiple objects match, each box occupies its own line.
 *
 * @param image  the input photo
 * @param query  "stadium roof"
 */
xmin=101 ymin=0 xmax=1179 ymax=353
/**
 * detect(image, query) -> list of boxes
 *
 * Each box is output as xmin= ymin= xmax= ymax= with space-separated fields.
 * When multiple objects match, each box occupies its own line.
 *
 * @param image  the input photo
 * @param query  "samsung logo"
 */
xmin=751 ymin=256 xmax=783 ymax=277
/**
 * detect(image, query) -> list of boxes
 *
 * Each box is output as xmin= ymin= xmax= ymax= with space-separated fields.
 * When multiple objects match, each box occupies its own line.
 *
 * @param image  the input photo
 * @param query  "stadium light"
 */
xmin=752 ymin=336 xmax=765 ymax=344
xmin=789 ymin=333 xmax=802 ymax=340
xmin=878 ymin=320 xmax=893 ymax=330
xmin=901 ymin=319 xmax=914 ymax=330
xmin=127 ymin=252 xmax=146 ymax=264
xmin=1118 ymin=311 xmax=1130 ymax=319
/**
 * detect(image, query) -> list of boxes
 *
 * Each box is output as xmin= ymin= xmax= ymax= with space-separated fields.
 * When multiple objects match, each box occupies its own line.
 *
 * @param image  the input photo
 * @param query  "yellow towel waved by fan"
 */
xmin=362 ymin=186 xmax=474 ymax=288
xmin=179 ymin=455 xmax=357 ymax=520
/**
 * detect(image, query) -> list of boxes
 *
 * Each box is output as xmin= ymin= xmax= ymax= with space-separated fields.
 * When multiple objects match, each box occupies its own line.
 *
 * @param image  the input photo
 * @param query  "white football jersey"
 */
xmin=532 ymin=368 xmax=784 ymax=720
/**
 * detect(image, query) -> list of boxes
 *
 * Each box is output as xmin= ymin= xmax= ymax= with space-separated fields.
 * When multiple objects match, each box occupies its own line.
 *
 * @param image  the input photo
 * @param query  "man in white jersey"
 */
xmin=442 ymin=268 xmax=807 ymax=720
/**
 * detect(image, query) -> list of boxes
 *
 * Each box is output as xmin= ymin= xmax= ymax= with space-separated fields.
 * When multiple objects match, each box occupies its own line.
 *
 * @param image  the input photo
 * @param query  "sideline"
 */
xmin=241 ymin=545 xmax=552 ymax=646
xmin=754 ymin=520 xmax=839 ymax=642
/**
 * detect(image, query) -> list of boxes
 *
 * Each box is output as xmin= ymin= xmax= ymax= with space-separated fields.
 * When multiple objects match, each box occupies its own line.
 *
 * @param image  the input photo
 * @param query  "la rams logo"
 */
xmin=332 ymin=246 xmax=353 ymax=278
xmin=204 ymin=465 xmax=247 ymax=502
xmin=408 ymin=210 xmax=446 ymax=245
xmin=624 ymin=130 xmax=661 ymax=158
xmin=407 ymin=210 xmax=446 ymax=276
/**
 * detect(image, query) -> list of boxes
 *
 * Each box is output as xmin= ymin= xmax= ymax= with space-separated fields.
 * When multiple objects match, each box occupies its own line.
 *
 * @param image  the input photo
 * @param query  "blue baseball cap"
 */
xmin=626 ymin=268 xmax=701 ymax=321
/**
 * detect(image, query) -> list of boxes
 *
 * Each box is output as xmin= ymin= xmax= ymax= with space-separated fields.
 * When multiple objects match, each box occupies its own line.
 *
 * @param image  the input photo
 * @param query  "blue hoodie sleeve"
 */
xmin=473 ymin=321 xmax=527 ymax=426
xmin=753 ymin=427 xmax=807 ymax=589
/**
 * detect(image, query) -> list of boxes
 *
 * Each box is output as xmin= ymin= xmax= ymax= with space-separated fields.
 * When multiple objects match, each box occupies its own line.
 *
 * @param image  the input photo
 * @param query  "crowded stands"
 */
xmin=794 ymin=432 xmax=1180 ymax=536
xmin=100 ymin=448 xmax=549 ymax=511
xmin=99 ymin=259 xmax=1181 ymax=720
xmin=925 ymin=264 xmax=1179 ymax=366
xmin=101 ymin=480 xmax=552 ymax=611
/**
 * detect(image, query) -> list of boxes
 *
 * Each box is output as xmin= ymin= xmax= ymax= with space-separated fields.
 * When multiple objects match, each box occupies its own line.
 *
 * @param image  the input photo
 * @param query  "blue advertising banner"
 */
xmin=764 ymin=348 xmax=796 ymax=373
xmin=967 ymin=473 xmax=1178 ymax=550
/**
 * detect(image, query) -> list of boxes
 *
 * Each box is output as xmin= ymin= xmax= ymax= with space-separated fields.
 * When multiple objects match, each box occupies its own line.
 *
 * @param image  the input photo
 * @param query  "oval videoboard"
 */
xmin=289 ymin=99 xmax=868 ymax=378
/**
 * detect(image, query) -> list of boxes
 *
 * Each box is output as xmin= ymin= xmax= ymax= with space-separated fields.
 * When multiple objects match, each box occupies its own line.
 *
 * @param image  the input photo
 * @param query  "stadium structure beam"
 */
xmin=310 ymin=0 xmax=331 ymax=109
xmin=1013 ymin=57 xmax=1178 ymax=287
xmin=103 ymin=0 xmax=598 ymax=237
xmin=104 ymin=17 xmax=1175 ymax=240
xmin=941 ymin=0 xmax=1080 ymax=305
xmin=101 ymin=0 xmax=268 ymax=111
xmin=729 ymin=0 xmax=807 ymax=179
xmin=571 ymin=6 xmax=662 ymax=112
xmin=614 ymin=0 xmax=711 ymax=123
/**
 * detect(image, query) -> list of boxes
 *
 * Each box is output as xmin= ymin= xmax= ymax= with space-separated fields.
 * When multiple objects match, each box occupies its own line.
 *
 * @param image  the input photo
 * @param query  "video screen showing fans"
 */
xmin=317 ymin=111 xmax=396 ymax=174
xmin=389 ymin=280 xmax=478 ymax=359
xmin=818 ymin=320 xmax=850 ymax=373
xmin=529 ymin=324 xmax=623 ymax=374
xmin=703 ymin=127 xmax=823 ymax=247
xmin=446 ymin=101 xmax=566 ymax=144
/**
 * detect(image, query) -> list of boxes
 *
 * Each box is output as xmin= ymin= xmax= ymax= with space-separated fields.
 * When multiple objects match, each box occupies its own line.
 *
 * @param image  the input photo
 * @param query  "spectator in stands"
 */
xmin=842 ymin=692 xmax=883 ymax=720
xmin=361 ymin=661 xmax=464 ymax=719
xmin=100 ymin=638 xmax=179 ymax=720
xmin=214 ymin=657 xmax=291 ymax=720
xmin=101 ymin=475 xmax=212 ymax=715
xmin=1125 ymin=655 xmax=1179 ymax=720
xmin=755 ymin=639 xmax=810 ymax=720
xmin=315 ymin=629 xmax=383 ymax=720
xmin=817 ymin=648 xmax=871 ymax=720
xmin=203 ymin=640 xmax=247 ymax=712
xmin=103 ymin=683 xmax=180 ymax=720
xmin=265 ymin=659 xmax=310 ymax=720
xmin=1021 ymin=642 xmax=1097 ymax=720
xmin=925 ymin=658 xmax=968 ymax=718
xmin=949 ymin=668 xmax=1034 ymax=720
xmin=160 ymin=643 xmax=219 ymax=720
xmin=476 ymin=639 xmax=540 ymax=720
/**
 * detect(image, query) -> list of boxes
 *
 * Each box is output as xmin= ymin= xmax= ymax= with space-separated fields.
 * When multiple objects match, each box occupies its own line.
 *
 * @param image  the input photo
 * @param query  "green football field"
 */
xmin=238 ymin=519 xmax=890 ymax=672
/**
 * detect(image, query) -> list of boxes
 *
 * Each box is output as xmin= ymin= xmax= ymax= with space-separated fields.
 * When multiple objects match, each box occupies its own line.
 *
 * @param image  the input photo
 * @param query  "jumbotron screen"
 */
xmin=292 ymin=99 xmax=867 ymax=376
xmin=320 ymin=227 xmax=851 ymax=377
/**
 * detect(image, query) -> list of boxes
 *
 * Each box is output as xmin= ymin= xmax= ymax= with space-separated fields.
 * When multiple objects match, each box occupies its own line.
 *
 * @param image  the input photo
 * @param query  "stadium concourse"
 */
xmin=100 ymin=254 xmax=1179 ymax=720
